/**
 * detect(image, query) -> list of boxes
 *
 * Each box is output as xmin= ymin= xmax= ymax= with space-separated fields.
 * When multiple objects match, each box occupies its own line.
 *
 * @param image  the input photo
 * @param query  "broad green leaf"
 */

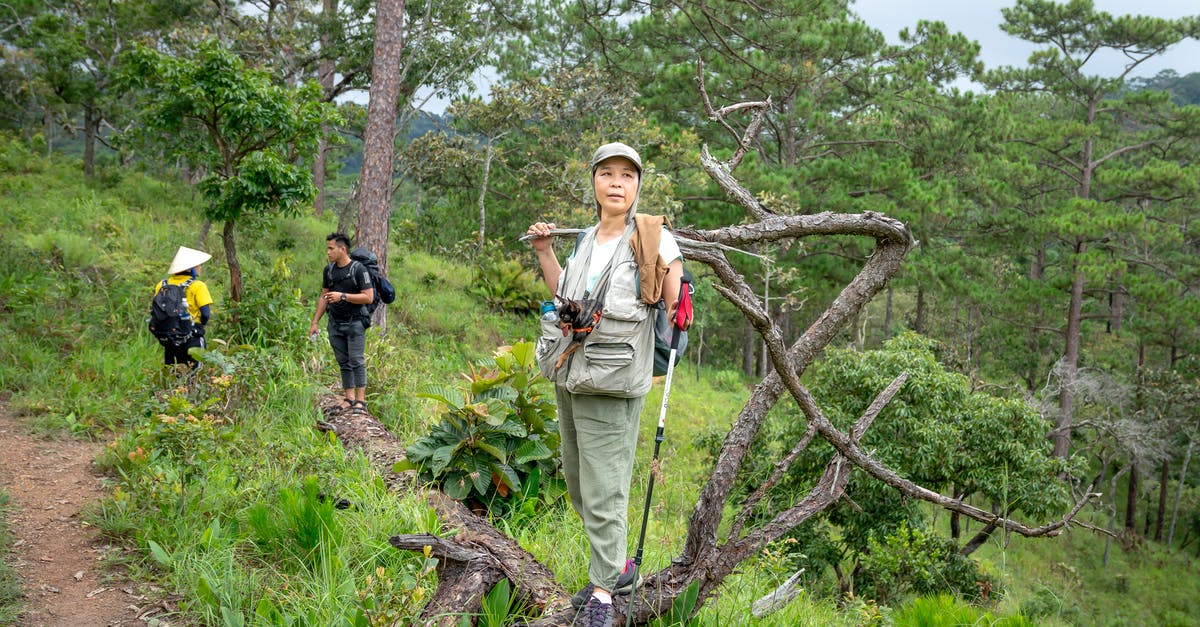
xmin=513 ymin=438 xmax=553 ymax=464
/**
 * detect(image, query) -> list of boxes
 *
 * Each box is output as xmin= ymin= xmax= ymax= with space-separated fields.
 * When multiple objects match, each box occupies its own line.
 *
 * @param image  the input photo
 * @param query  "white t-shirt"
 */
xmin=575 ymin=226 xmax=682 ymax=293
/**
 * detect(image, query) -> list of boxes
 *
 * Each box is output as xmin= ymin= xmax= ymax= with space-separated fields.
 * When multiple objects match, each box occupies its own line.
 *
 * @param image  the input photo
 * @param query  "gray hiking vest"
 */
xmin=536 ymin=223 xmax=656 ymax=398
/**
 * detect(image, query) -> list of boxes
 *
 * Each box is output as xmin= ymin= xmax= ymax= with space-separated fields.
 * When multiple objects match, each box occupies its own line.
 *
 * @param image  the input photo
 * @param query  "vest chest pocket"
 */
xmin=603 ymin=260 xmax=647 ymax=322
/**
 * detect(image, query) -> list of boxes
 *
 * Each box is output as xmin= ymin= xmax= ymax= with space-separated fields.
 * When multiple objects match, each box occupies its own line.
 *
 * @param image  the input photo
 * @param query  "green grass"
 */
xmin=2 ymin=136 xmax=1198 ymax=625
xmin=0 ymin=493 xmax=23 ymax=625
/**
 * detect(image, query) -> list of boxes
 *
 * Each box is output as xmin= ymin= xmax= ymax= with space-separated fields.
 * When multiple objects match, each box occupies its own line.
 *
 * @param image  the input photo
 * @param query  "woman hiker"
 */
xmin=153 ymin=246 xmax=214 ymax=369
xmin=526 ymin=142 xmax=683 ymax=627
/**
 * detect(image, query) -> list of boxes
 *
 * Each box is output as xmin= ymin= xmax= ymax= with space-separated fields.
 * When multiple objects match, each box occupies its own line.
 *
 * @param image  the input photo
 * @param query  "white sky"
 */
xmin=851 ymin=0 xmax=1200 ymax=83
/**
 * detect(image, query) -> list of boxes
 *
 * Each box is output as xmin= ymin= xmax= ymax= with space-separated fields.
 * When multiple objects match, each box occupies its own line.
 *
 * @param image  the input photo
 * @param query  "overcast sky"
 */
xmin=851 ymin=0 xmax=1200 ymax=84
xmin=411 ymin=1 xmax=1199 ymax=112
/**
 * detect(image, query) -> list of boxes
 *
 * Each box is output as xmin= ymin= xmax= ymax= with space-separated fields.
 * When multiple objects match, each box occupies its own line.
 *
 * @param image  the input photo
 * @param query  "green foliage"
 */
xmin=402 ymin=341 xmax=560 ymax=510
xmin=227 ymin=253 xmax=313 ymax=346
xmin=891 ymin=594 xmax=1033 ymax=627
xmin=242 ymin=477 xmax=342 ymax=568
xmin=116 ymin=41 xmax=339 ymax=223
xmin=858 ymin=524 xmax=993 ymax=604
xmin=1018 ymin=585 xmax=1081 ymax=623
xmin=651 ymin=580 xmax=700 ymax=627
xmin=478 ymin=578 xmax=534 ymax=627
xmin=115 ymin=39 xmax=340 ymax=302
xmin=715 ymin=333 xmax=1073 ymax=594
xmin=468 ymin=248 xmax=545 ymax=315
xmin=0 ymin=492 xmax=22 ymax=623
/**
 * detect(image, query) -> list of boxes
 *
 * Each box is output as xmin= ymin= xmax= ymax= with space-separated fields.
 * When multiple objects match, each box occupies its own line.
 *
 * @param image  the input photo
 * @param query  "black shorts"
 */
xmin=164 ymin=332 xmax=206 ymax=366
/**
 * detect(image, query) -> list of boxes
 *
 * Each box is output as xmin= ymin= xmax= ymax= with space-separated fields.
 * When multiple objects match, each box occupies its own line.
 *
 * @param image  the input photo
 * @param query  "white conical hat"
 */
xmin=167 ymin=246 xmax=212 ymax=274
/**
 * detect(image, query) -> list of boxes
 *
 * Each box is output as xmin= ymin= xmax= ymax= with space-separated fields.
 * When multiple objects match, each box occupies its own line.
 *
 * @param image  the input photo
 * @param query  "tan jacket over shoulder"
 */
xmin=631 ymin=214 xmax=671 ymax=305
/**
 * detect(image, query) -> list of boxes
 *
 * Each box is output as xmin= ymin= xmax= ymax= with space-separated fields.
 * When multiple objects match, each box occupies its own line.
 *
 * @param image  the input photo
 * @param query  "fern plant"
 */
xmin=401 ymin=342 xmax=559 ymax=508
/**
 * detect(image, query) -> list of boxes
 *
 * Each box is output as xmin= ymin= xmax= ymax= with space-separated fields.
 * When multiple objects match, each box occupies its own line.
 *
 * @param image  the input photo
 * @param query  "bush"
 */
xmin=1018 ymin=586 xmax=1081 ymax=623
xmin=468 ymin=245 xmax=544 ymax=315
xmin=858 ymin=523 xmax=994 ymax=605
xmin=402 ymin=341 xmax=559 ymax=511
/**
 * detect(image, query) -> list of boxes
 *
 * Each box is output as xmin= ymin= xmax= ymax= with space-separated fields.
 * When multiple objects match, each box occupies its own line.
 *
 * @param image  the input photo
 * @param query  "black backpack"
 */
xmin=652 ymin=267 xmax=693 ymax=377
xmin=349 ymin=247 xmax=396 ymax=327
xmin=148 ymin=278 xmax=195 ymax=347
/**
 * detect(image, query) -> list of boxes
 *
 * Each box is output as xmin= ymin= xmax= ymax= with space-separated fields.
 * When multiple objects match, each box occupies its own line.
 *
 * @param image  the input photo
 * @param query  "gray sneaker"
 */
xmin=575 ymin=596 xmax=613 ymax=627
xmin=570 ymin=559 xmax=643 ymax=609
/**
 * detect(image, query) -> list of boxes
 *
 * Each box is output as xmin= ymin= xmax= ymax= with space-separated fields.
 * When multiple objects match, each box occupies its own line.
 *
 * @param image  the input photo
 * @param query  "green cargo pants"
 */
xmin=556 ymin=388 xmax=645 ymax=591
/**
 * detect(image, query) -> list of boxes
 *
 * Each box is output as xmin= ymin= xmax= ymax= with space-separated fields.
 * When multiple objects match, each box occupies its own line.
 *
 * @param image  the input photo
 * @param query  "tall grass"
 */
xmin=0 ymin=493 xmax=23 ymax=625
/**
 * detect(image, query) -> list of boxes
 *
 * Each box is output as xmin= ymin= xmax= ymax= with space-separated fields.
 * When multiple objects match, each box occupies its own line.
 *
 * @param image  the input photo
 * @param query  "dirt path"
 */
xmin=0 ymin=406 xmax=150 ymax=626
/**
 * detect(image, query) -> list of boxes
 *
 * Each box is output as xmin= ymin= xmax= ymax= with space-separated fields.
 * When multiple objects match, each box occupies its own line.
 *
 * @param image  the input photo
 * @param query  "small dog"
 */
xmin=555 ymin=297 xmax=603 ymax=369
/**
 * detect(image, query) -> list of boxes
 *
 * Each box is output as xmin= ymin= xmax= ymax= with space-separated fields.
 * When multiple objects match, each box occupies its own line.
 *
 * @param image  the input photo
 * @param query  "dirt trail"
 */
xmin=0 ymin=406 xmax=151 ymax=626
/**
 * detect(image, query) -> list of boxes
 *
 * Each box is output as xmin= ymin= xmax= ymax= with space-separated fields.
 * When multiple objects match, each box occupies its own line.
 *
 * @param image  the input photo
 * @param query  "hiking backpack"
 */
xmin=653 ymin=266 xmax=694 ymax=376
xmin=572 ymin=229 xmax=694 ymax=377
xmin=349 ymin=247 xmax=396 ymax=327
xmin=148 ymin=278 xmax=196 ymax=347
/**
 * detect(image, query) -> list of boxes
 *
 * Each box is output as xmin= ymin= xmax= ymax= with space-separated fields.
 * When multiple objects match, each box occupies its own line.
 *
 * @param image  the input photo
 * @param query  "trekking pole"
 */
xmin=625 ymin=277 xmax=691 ymax=627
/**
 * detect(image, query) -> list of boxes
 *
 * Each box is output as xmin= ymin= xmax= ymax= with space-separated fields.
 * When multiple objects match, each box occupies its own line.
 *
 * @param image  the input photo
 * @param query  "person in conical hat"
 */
xmin=152 ymin=246 xmax=214 ymax=368
xmin=524 ymin=142 xmax=683 ymax=627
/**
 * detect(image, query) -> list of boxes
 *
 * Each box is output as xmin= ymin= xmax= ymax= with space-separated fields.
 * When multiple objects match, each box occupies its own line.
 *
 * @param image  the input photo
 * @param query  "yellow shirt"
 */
xmin=153 ymin=275 xmax=214 ymax=323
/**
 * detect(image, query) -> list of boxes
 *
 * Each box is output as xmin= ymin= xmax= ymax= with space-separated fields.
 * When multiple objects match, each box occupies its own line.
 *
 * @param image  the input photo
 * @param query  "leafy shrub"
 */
xmin=228 ymin=253 xmax=312 ymax=346
xmin=857 ymin=523 xmax=994 ymax=605
xmin=402 ymin=341 xmax=559 ymax=510
xmin=1018 ymin=586 xmax=1081 ymax=623
xmin=468 ymin=254 xmax=544 ymax=314
xmin=99 ymin=341 xmax=261 ymax=526
xmin=23 ymin=229 xmax=103 ymax=270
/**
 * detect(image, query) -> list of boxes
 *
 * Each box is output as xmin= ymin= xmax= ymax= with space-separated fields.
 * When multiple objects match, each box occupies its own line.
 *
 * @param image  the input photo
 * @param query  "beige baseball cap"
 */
xmin=590 ymin=142 xmax=643 ymax=174
xmin=167 ymin=246 xmax=212 ymax=274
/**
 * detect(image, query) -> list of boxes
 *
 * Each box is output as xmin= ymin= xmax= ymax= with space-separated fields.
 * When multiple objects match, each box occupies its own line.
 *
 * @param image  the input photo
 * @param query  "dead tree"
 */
xmin=317 ymin=87 xmax=1101 ymax=626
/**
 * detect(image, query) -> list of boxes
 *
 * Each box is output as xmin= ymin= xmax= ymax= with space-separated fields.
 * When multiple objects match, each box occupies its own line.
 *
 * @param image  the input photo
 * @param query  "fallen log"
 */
xmin=314 ymin=394 xmax=571 ymax=625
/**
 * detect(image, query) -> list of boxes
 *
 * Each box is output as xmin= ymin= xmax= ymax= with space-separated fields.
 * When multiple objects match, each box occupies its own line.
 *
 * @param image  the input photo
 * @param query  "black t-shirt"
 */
xmin=323 ymin=260 xmax=373 ymax=321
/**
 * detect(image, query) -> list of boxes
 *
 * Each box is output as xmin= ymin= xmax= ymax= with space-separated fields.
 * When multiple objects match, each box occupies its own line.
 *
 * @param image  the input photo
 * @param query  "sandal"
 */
xmin=327 ymin=398 xmax=354 ymax=414
xmin=350 ymin=400 xmax=367 ymax=413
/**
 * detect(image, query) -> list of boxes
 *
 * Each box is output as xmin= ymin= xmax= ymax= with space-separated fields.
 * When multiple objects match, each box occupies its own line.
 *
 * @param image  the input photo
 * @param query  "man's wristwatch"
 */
xmin=340 ymin=293 xmax=347 ymax=302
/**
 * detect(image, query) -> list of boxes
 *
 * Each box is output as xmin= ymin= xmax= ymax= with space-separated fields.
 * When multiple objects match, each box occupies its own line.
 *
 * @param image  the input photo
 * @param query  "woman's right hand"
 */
xmin=526 ymin=222 xmax=556 ymax=252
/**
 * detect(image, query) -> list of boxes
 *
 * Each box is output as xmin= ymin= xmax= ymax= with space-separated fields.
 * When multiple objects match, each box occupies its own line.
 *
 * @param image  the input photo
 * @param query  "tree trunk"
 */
xmin=222 ymin=220 xmax=242 ymax=320
xmin=883 ymin=285 xmax=893 ymax=340
xmin=1053 ymin=256 xmax=1085 ymax=460
xmin=356 ymin=0 xmax=405 ymax=328
xmin=949 ymin=487 xmax=964 ymax=540
xmin=1125 ymin=461 xmax=1138 ymax=532
xmin=1103 ymin=465 xmax=1128 ymax=566
xmin=914 ymin=286 xmax=925 ymax=334
xmin=1168 ymin=437 xmax=1193 ymax=547
xmin=742 ymin=317 xmax=755 ymax=377
xmin=198 ymin=219 xmax=212 ymax=251
xmin=1155 ymin=459 xmax=1169 ymax=542
xmin=958 ymin=523 xmax=997 ymax=557
xmin=314 ymin=396 xmax=567 ymax=625
xmin=477 ymin=139 xmax=495 ymax=253
xmin=312 ymin=0 xmax=338 ymax=217
xmin=83 ymin=104 xmax=97 ymax=178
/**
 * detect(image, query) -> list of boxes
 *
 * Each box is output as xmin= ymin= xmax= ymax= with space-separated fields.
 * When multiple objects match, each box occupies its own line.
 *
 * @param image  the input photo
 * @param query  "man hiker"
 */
xmin=310 ymin=232 xmax=375 ymax=413
xmin=151 ymin=246 xmax=214 ymax=368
